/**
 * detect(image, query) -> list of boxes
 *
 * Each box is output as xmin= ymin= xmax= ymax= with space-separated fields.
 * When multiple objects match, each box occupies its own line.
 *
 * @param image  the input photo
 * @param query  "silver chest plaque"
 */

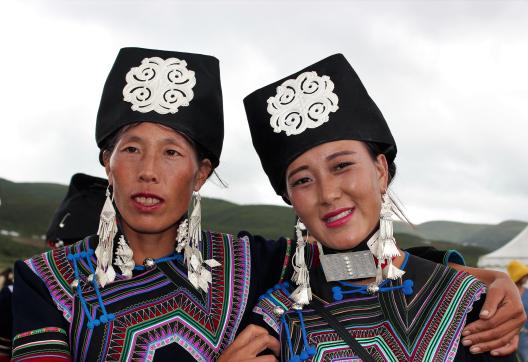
xmin=319 ymin=250 xmax=377 ymax=282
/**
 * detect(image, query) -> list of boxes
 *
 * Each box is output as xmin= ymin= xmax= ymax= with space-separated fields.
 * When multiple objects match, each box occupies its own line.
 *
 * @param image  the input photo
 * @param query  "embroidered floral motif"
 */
xmin=267 ymin=71 xmax=339 ymax=136
xmin=123 ymin=57 xmax=196 ymax=114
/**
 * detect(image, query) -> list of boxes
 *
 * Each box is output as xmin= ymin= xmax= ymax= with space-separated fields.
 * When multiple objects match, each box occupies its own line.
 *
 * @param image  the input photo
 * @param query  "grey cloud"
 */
xmin=1 ymin=0 xmax=527 ymax=224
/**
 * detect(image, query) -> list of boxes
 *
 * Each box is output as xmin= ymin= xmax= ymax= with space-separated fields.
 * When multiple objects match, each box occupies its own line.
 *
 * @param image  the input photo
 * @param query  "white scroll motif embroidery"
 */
xmin=267 ymin=71 xmax=339 ymax=136
xmin=123 ymin=57 xmax=196 ymax=114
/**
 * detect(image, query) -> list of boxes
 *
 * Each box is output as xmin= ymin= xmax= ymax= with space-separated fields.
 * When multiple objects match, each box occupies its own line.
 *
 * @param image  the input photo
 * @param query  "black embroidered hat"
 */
xmin=244 ymin=53 xmax=396 ymax=196
xmin=96 ymin=47 xmax=224 ymax=167
xmin=46 ymin=173 xmax=108 ymax=246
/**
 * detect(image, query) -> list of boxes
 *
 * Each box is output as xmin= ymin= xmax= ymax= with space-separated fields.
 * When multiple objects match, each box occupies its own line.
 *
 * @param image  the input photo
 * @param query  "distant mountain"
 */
xmin=395 ymin=219 xmax=527 ymax=251
xmin=0 ymin=178 xmax=67 ymax=236
xmin=0 ymin=177 xmax=296 ymax=241
xmin=201 ymin=198 xmax=295 ymax=240
xmin=459 ymin=220 xmax=528 ymax=251
xmin=396 ymin=232 xmax=490 ymax=267
xmin=0 ymin=177 xmax=525 ymax=264
xmin=395 ymin=221 xmax=489 ymax=243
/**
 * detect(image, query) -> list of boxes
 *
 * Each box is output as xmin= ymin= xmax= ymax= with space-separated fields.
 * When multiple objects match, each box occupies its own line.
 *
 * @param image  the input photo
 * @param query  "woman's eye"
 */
xmin=291 ymin=177 xmax=311 ymax=187
xmin=124 ymin=146 xmax=138 ymax=153
xmin=166 ymin=149 xmax=181 ymax=157
xmin=335 ymin=162 xmax=353 ymax=171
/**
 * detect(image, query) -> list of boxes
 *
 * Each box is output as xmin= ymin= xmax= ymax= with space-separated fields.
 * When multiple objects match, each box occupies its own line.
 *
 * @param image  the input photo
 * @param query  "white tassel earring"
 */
xmin=179 ymin=193 xmax=220 ymax=293
xmin=114 ymin=235 xmax=134 ymax=279
xmin=95 ymin=187 xmax=118 ymax=287
xmin=290 ymin=218 xmax=312 ymax=306
xmin=368 ymin=191 xmax=405 ymax=284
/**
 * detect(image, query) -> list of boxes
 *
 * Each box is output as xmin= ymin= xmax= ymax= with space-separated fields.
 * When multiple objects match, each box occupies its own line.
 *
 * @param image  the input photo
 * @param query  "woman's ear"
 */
xmin=103 ymin=150 xmax=113 ymax=187
xmin=194 ymin=159 xmax=213 ymax=191
xmin=375 ymin=153 xmax=389 ymax=192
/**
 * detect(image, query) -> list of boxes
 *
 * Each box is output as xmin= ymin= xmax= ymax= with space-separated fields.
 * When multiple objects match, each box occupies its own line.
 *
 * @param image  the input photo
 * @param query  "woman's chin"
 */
xmin=318 ymin=229 xmax=370 ymax=250
xmin=121 ymin=218 xmax=177 ymax=236
xmin=320 ymin=239 xmax=363 ymax=251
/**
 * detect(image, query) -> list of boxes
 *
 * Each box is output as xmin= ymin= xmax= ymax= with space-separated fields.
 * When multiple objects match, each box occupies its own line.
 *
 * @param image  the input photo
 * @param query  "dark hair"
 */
xmin=364 ymin=142 xmax=397 ymax=184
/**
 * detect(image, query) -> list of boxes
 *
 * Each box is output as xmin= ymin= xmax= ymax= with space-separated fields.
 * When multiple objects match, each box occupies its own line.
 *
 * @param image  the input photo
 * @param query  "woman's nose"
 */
xmin=138 ymin=153 xmax=159 ymax=183
xmin=318 ymin=176 xmax=341 ymax=205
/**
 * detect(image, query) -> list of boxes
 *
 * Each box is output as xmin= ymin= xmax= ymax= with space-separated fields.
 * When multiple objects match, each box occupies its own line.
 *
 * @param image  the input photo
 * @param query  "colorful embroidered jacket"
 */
xmin=11 ymin=231 xmax=286 ymax=362
xmin=254 ymin=252 xmax=515 ymax=362
xmin=10 ymin=229 xmax=465 ymax=362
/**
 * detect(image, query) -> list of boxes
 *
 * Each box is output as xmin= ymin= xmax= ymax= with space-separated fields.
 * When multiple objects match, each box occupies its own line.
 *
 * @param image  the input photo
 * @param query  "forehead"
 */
xmin=118 ymin=122 xmax=191 ymax=145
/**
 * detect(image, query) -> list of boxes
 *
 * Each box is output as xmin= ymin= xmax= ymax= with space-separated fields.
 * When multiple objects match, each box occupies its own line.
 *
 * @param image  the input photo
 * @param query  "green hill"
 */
xmin=395 ymin=232 xmax=490 ymax=267
xmin=0 ymin=178 xmax=67 ymax=236
xmin=395 ymin=221 xmax=489 ymax=243
xmin=459 ymin=220 xmax=528 ymax=250
xmin=0 ymin=234 xmax=47 ymax=270
xmin=395 ymin=219 xmax=527 ymax=251
xmin=202 ymin=199 xmax=295 ymax=240
xmin=0 ymin=177 xmax=524 ymax=269
xmin=0 ymin=177 xmax=295 ymax=241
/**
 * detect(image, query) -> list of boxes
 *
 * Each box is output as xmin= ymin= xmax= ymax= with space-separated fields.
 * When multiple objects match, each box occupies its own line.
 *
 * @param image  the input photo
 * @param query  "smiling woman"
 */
xmin=286 ymin=141 xmax=387 ymax=251
xmin=242 ymin=54 xmax=524 ymax=361
xmin=8 ymin=48 xmax=525 ymax=362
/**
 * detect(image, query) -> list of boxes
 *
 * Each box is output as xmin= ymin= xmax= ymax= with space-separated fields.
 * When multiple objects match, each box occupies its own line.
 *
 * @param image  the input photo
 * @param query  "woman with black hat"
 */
xmin=10 ymin=48 xmax=522 ymax=362
xmin=10 ymin=47 xmax=284 ymax=361
xmin=242 ymin=54 xmax=521 ymax=361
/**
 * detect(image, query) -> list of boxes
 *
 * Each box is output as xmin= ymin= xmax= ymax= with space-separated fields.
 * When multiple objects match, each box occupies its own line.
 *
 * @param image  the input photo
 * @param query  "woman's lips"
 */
xmin=131 ymin=193 xmax=164 ymax=212
xmin=323 ymin=207 xmax=355 ymax=228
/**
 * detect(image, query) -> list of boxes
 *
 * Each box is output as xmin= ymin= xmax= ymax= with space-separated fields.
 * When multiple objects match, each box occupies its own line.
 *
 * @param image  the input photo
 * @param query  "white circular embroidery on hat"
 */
xmin=123 ymin=57 xmax=196 ymax=114
xmin=267 ymin=71 xmax=339 ymax=136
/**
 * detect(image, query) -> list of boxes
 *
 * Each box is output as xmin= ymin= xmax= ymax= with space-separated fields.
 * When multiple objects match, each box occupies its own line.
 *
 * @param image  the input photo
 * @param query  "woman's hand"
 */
xmin=450 ymin=264 xmax=527 ymax=355
xmin=218 ymin=324 xmax=280 ymax=362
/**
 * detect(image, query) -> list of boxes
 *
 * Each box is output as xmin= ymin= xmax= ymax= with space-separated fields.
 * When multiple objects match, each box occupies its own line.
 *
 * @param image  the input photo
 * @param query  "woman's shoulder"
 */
xmin=20 ymin=237 xmax=95 ymax=297
xmin=403 ymin=254 xmax=486 ymax=325
xmin=24 ymin=237 xmax=92 ymax=270
xmin=405 ymin=253 xmax=484 ymax=290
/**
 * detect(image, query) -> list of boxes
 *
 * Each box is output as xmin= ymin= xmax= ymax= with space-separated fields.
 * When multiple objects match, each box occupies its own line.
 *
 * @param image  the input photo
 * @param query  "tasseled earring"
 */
xmin=176 ymin=218 xmax=189 ymax=253
xmin=368 ymin=192 xmax=405 ymax=284
xmin=95 ymin=187 xmax=118 ymax=287
xmin=290 ymin=218 xmax=312 ymax=306
xmin=178 ymin=193 xmax=220 ymax=293
xmin=114 ymin=235 xmax=134 ymax=279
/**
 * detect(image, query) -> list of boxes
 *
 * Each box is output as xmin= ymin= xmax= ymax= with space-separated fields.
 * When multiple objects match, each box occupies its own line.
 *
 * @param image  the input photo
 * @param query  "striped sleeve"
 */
xmin=12 ymin=327 xmax=70 ymax=361
xmin=11 ymin=261 xmax=71 ymax=361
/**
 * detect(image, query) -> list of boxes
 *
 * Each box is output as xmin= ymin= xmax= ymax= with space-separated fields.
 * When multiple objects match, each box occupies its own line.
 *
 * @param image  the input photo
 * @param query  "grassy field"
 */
xmin=1 ymin=177 xmax=524 ymax=272
xmin=0 ymin=235 xmax=48 ymax=271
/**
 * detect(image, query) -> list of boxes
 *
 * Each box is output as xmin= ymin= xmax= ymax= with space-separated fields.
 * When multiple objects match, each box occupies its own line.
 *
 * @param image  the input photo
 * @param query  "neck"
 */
xmin=319 ymin=226 xmax=406 ymax=285
xmin=121 ymin=222 xmax=178 ymax=265
xmin=320 ymin=226 xmax=379 ymax=254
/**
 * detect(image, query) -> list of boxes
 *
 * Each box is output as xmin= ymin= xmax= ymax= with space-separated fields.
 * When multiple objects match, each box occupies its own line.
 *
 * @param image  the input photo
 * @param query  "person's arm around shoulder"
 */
xmin=450 ymin=264 xmax=526 ymax=357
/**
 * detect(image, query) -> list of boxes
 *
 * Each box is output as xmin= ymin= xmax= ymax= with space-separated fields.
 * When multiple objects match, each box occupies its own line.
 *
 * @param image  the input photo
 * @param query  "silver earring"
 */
xmin=368 ymin=191 xmax=404 ymax=284
xmin=95 ymin=187 xmax=118 ymax=287
xmin=179 ymin=192 xmax=220 ymax=293
xmin=176 ymin=218 xmax=189 ymax=253
xmin=114 ymin=235 xmax=134 ymax=279
xmin=290 ymin=218 xmax=312 ymax=305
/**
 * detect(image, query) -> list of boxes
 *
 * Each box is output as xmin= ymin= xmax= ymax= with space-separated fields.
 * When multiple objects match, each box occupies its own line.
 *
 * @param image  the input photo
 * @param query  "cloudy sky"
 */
xmin=1 ymin=0 xmax=527 ymax=224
